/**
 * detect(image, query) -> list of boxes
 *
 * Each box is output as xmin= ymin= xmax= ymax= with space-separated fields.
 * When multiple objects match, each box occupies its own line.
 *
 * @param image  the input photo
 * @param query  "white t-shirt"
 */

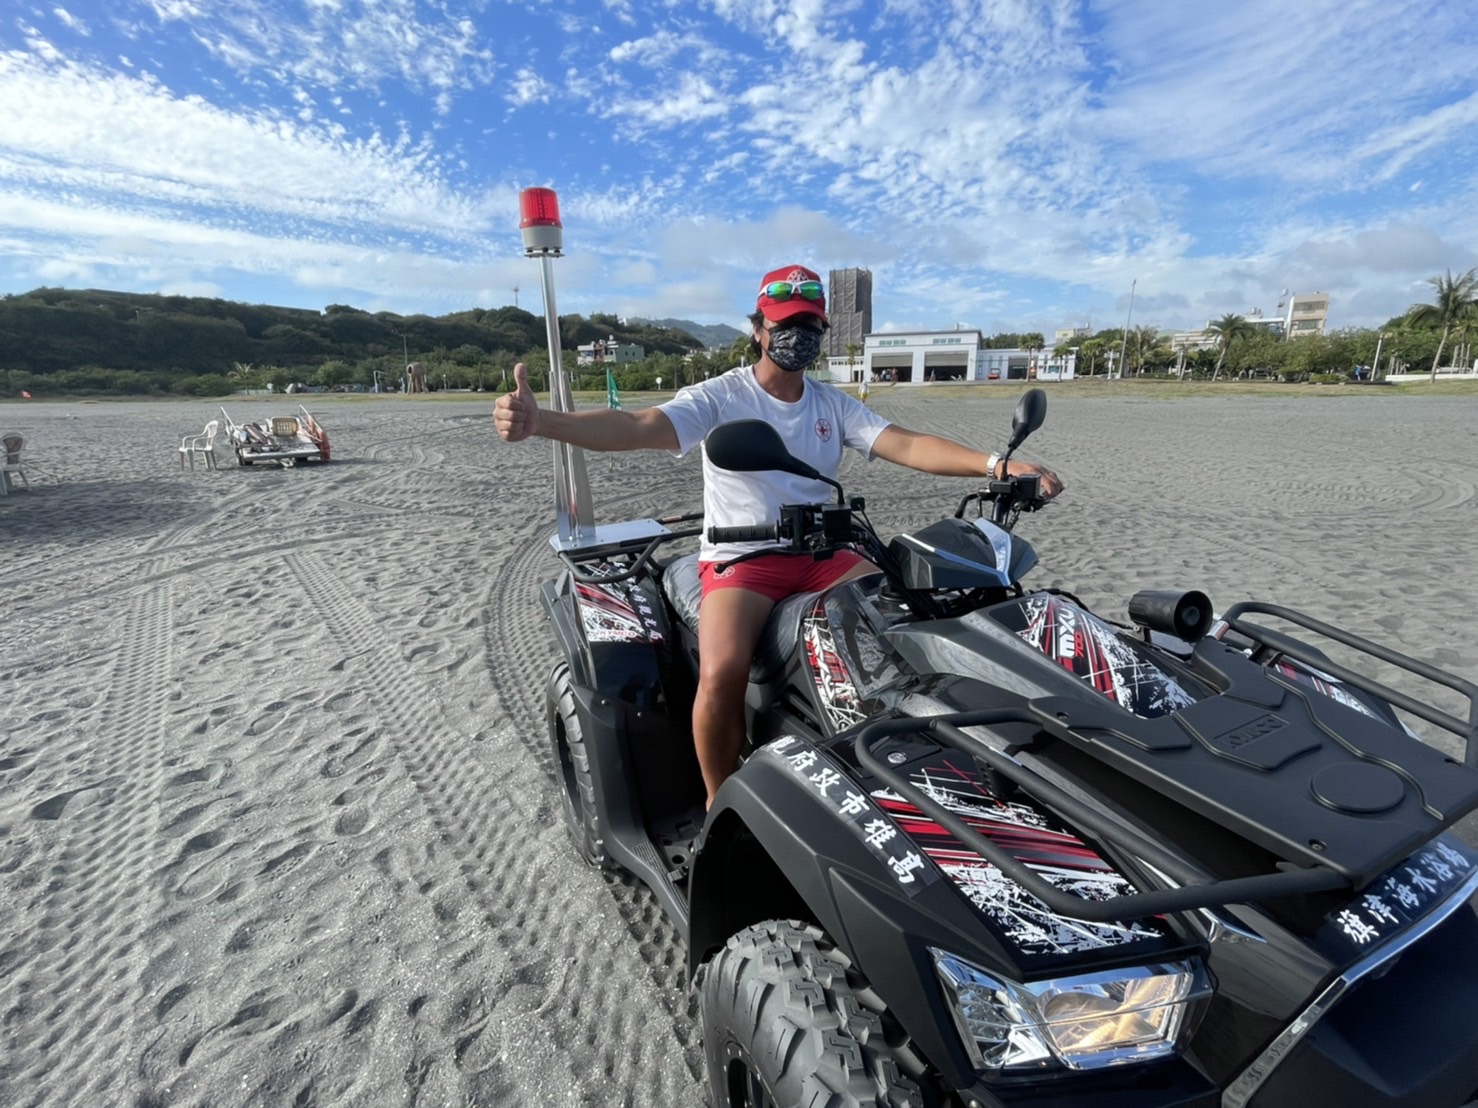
xmin=659 ymin=366 xmax=892 ymax=562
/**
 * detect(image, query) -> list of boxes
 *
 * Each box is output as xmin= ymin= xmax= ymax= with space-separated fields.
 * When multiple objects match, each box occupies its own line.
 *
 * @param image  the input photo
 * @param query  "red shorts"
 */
xmin=698 ymin=551 xmax=870 ymax=603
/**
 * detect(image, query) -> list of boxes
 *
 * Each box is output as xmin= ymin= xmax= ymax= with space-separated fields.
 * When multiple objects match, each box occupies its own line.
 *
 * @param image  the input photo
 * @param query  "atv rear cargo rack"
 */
xmin=550 ymin=512 xmax=703 ymax=584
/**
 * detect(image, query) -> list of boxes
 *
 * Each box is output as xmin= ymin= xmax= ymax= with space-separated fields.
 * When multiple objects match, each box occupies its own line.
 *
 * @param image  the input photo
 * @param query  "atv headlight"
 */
xmin=932 ymin=950 xmax=1208 ymax=1072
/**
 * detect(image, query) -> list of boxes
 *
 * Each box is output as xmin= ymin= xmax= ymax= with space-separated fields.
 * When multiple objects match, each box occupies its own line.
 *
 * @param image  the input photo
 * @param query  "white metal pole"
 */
xmin=538 ymin=253 xmax=595 ymax=543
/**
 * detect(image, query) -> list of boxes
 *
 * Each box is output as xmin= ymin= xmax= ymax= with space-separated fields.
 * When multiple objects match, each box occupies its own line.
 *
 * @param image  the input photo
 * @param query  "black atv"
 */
xmin=540 ymin=389 xmax=1478 ymax=1107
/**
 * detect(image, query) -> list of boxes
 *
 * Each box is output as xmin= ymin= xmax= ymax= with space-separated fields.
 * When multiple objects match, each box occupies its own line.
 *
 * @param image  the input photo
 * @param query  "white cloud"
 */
xmin=0 ymin=0 xmax=1473 ymax=331
xmin=164 ymin=0 xmax=496 ymax=99
xmin=53 ymin=9 xmax=90 ymax=35
xmin=507 ymin=67 xmax=552 ymax=107
xmin=0 ymin=54 xmax=492 ymax=236
xmin=603 ymin=72 xmax=729 ymax=127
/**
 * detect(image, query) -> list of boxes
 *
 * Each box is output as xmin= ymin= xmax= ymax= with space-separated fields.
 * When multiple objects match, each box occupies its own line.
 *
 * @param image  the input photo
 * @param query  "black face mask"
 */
xmin=767 ymin=324 xmax=823 ymax=372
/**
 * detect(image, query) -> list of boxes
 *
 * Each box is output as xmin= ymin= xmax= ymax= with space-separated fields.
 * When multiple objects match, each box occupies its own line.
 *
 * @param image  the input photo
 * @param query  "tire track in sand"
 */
xmin=480 ymin=475 xmax=706 ymax=1082
xmin=0 ymin=584 xmax=172 ymax=1107
xmin=288 ymin=551 xmax=704 ymax=1106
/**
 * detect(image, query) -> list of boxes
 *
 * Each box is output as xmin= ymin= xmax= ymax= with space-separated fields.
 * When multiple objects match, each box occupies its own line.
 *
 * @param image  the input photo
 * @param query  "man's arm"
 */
xmin=871 ymin=425 xmax=1063 ymax=496
xmin=493 ymin=362 xmax=679 ymax=452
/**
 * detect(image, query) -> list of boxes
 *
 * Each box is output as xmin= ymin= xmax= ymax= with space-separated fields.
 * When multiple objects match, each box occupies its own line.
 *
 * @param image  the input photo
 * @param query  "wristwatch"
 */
xmin=986 ymin=452 xmax=1004 ymax=479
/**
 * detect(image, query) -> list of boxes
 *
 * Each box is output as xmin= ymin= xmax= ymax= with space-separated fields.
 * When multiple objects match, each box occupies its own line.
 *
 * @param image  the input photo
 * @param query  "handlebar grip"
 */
xmin=708 ymin=524 xmax=779 ymax=543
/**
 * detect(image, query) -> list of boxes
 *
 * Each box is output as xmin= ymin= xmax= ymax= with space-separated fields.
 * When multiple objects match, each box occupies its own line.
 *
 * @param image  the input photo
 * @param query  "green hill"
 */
xmin=633 ymin=317 xmax=745 ymax=350
xmin=0 ymin=288 xmax=709 ymax=396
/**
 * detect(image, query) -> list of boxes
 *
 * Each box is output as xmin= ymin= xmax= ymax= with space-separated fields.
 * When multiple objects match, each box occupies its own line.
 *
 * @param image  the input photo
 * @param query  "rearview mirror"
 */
xmin=1008 ymin=388 xmax=1048 ymax=450
xmin=704 ymin=420 xmax=822 ymax=481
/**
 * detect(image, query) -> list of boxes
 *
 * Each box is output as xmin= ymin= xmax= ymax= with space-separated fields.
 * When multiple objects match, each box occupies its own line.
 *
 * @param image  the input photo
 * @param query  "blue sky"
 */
xmin=2 ymin=0 xmax=1475 ymax=336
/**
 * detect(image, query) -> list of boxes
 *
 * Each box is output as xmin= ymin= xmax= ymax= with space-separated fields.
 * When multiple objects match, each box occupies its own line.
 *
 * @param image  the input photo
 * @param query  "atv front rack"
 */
xmin=855 ymin=708 xmax=1350 ymax=923
xmin=1218 ymin=601 xmax=1478 ymax=768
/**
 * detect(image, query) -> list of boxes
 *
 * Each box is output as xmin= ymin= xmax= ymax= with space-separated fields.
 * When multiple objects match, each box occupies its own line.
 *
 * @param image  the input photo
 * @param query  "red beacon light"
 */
xmin=519 ymin=187 xmax=563 ymax=256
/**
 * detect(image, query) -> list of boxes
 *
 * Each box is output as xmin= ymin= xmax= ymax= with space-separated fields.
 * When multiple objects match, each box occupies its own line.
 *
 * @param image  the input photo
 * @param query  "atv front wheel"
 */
xmin=701 ymin=920 xmax=926 ymax=1108
xmin=546 ymin=663 xmax=614 ymax=870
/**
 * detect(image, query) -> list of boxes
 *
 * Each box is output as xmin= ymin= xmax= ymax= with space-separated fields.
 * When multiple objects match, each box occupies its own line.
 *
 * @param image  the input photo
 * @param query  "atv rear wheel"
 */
xmin=546 ymin=663 xmax=613 ymax=870
xmin=701 ymin=920 xmax=926 ymax=1108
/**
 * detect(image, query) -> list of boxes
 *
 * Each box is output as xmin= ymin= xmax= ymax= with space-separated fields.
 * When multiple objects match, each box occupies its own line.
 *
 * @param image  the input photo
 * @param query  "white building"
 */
xmin=826 ymin=328 xmax=1075 ymax=384
xmin=576 ymin=336 xmax=645 ymax=366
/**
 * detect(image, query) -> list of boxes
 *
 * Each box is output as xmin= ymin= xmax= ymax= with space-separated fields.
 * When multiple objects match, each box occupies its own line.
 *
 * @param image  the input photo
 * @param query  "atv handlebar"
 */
xmin=708 ymin=501 xmax=873 ymax=555
xmin=955 ymin=472 xmax=1047 ymax=527
xmin=708 ymin=523 xmax=780 ymax=544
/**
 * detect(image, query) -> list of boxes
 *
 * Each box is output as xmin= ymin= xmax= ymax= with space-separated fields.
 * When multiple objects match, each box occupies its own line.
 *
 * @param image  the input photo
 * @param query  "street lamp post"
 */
xmin=1117 ymin=278 xmax=1137 ymax=379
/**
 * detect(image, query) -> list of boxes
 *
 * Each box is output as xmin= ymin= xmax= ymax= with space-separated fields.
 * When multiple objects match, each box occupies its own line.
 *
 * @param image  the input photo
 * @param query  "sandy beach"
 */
xmin=1 ymin=388 xmax=1475 ymax=1107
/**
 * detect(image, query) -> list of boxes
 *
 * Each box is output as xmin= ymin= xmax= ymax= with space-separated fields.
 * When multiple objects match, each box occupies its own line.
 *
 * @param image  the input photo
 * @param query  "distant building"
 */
xmin=1169 ymin=329 xmax=1217 ymax=354
xmin=1054 ymin=326 xmax=1091 ymax=343
xmin=826 ymin=328 xmax=1075 ymax=384
xmin=576 ymin=336 xmax=644 ymax=365
xmin=1237 ymin=306 xmax=1284 ymax=338
xmin=826 ymin=268 xmax=873 ymax=359
xmin=1284 ymin=292 xmax=1330 ymax=338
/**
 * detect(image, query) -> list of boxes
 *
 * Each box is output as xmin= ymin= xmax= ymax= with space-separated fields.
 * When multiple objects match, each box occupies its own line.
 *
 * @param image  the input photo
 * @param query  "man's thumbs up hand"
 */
xmin=493 ymin=362 xmax=540 ymax=442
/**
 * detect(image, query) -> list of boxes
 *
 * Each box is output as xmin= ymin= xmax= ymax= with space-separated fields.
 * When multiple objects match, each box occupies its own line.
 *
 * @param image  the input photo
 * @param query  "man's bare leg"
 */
xmin=694 ymin=587 xmax=775 ymax=808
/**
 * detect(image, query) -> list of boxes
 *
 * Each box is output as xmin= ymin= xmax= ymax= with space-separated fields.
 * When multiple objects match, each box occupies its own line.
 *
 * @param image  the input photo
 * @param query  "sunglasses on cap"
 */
xmin=760 ymin=279 xmax=824 ymax=302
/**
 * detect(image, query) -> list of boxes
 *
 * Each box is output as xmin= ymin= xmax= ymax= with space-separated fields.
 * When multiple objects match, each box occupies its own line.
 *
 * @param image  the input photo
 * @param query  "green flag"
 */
xmin=606 ymin=366 xmax=622 ymax=410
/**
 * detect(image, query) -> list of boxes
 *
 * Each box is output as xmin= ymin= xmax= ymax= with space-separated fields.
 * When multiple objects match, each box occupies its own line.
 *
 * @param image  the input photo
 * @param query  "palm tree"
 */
xmin=1078 ymin=337 xmax=1105 ymax=376
xmin=1208 ymin=314 xmax=1254 ymax=380
xmin=1406 ymin=267 xmax=1478 ymax=381
xmin=1131 ymin=324 xmax=1160 ymax=376
xmin=1051 ymin=341 xmax=1074 ymax=378
xmin=1022 ymin=332 xmax=1044 ymax=378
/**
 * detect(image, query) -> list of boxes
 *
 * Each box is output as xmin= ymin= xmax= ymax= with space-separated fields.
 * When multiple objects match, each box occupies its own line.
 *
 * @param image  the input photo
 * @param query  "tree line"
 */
xmin=3 ymin=268 xmax=1473 ymax=397
xmin=1054 ymin=269 xmax=1477 ymax=383
xmin=0 ymin=288 xmax=715 ymax=397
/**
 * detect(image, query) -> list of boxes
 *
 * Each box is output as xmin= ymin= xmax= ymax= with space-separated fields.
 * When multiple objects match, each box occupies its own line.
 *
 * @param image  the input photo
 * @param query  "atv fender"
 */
xmin=540 ymin=569 xmax=678 ymax=709
xmin=689 ymin=741 xmax=999 ymax=1091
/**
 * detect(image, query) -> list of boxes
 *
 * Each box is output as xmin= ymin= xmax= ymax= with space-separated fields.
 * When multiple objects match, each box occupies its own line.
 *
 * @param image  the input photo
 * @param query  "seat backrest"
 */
xmin=203 ymin=419 xmax=219 ymax=442
xmin=1 ymin=433 xmax=21 ymax=465
xmin=271 ymin=416 xmax=299 ymax=437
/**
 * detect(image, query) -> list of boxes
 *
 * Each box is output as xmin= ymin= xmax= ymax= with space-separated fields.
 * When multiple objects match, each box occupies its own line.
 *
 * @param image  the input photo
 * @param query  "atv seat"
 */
xmin=663 ymin=552 xmax=819 ymax=684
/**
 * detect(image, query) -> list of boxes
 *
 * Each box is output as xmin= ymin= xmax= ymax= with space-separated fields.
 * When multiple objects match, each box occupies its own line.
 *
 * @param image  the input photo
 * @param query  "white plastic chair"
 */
xmin=179 ymin=420 xmax=220 ymax=470
xmin=0 ymin=432 xmax=28 ymax=494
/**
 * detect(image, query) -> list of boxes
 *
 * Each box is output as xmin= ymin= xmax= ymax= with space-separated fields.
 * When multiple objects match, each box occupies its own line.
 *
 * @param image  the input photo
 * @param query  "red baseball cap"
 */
xmin=756 ymin=264 xmax=828 ymax=325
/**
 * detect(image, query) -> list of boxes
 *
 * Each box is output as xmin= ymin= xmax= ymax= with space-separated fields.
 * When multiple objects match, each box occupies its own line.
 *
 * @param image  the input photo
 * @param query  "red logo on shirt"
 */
xmin=815 ymin=418 xmax=832 ymax=442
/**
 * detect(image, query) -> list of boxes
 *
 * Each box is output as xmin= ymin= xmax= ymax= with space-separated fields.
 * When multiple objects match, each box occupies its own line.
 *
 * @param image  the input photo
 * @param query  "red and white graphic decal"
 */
xmin=1016 ymin=594 xmax=1200 ymax=717
xmin=1272 ymin=660 xmax=1381 ymax=719
xmin=874 ymin=760 xmax=1166 ymax=956
xmin=802 ymin=607 xmax=864 ymax=730
xmin=575 ymin=578 xmax=664 ymax=644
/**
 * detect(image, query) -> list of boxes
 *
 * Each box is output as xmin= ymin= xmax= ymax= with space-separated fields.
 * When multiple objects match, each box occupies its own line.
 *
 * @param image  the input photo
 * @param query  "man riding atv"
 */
xmin=493 ymin=263 xmax=1062 ymax=808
